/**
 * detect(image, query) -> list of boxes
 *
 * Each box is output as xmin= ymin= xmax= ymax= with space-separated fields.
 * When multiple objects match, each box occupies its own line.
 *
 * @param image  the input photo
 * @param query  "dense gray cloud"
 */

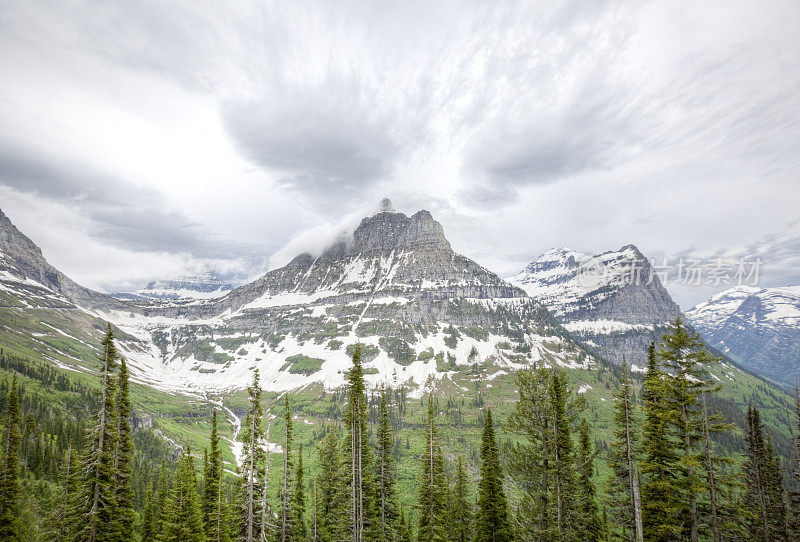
xmin=0 ymin=0 xmax=798 ymax=307
xmin=0 ymin=141 xmax=257 ymax=261
xmin=222 ymin=92 xmax=402 ymax=198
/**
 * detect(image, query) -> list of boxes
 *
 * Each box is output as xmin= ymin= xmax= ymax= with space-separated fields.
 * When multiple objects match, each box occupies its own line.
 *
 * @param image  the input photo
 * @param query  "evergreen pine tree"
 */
xmin=316 ymin=425 xmax=344 ymax=542
xmin=80 ymin=323 xmax=120 ymax=542
xmin=48 ymin=446 xmax=82 ymax=541
xmin=343 ymin=345 xmax=378 ymax=541
xmin=743 ymin=405 xmax=788 ymax=542
xmin=141 ymin=484 xmax=158 ymax=542
xmin=0 ymin=376 xmax=21 ymax=539
xmin=788 ymin=384 xmax=800 ymax=534
xmin=278 ymin=394 xmax=295 ymax=542
xmin=161 ymin=449 xmax=206 ymax=542
xmin=449 ymin=457 xmax=472 ymax=542
xmin=290 ymin=445 xmax=306 ymax=541
xmin=472 ymin=409 xmax=512 ymax=542
xmin=203 ymin=410 xmax=228 ymax=542
xmin=576 ymin=419 xmax=602 ymax=542
xmin=416 ymin=394 xmax=448 ymax=542
xmin=640 ymin=342 xmax=681 ymax=541
xmin=154 ymin=461 xmax=172 ymax=539
xmin=239 ymin=369 xmax=266 ymax=542
xmin=111 ymin=358 xmax=135 ymax=540
xmin=506 ymin=368 xmax=553 ymax=540
xmin=549 ymin=370 xmax=580 ymax=540
xmin=699 ymin=395 xmax=743 ymax=542
xmin=656 ymin=318 xmax=721 ymax=542
xmin=397 ymin=507 xmax=414 ymax=542
xmin=606 ymin=361 xmax=643 ymax=542
xmin=376 ymin=386 xmax=399 ymax=541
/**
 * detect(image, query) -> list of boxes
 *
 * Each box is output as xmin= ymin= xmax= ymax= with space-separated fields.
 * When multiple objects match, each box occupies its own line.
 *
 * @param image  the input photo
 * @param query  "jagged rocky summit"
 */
xmin=511 ymin=245 xmax=682 ymax=368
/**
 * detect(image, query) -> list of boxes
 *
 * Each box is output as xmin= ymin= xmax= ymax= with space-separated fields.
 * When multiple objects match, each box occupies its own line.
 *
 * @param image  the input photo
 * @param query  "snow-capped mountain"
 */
xmin=112 ymin=272 xmax=233 ymax=301
xmin=0 ymin=204 xmax=594 ymax=395
xmin=687 ymin=285 xmax=800 ymax=386
xmin=511 ymin=245 xmax=682 ymax=368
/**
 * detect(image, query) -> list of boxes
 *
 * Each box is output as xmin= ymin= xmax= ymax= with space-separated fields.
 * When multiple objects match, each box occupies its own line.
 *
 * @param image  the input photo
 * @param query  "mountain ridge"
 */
xmin=687 ymin=285 xmax=800 ymax=386
xmin=1 ymin=203 xmax=594 ymax=395
xmin=511 ymin=244 xmax=683 ymax=367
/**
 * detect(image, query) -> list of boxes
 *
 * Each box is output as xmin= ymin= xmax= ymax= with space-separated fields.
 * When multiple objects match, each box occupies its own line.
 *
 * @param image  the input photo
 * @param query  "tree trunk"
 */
xmin=625 ymin=396 xmax=643 ymax=542
xmin=260 ymin=419 xmax=272 ymax=542
xmin=247 ymin=411 xmax=257 ymax=542
xmin=703 ymin=399 xmax=720 ymax=542
xmin=88 ymin=343 xmax=112 ymax=542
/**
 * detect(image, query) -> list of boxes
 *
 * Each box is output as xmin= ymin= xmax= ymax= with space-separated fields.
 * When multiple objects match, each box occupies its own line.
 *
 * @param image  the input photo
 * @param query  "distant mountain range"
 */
xmin=686 ymin=285 xmax=800 ymax=387
xmin=112 ymin=272 xmax=233 ymax=301
xmin=1 ymin=202 xmax=797 ymax=395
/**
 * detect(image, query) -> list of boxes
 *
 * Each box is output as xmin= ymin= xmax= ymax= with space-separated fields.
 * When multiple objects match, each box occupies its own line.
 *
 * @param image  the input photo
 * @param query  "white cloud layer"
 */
xmin=0 ymin=0 xmax=798 ymax=308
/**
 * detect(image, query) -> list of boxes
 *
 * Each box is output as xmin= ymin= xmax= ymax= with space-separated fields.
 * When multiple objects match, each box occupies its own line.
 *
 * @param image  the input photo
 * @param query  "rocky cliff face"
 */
xmin=0 ymin=209 xmax=128 ymax=312
xmin=687 ymin=286 xmax=800 ymax=386
xmin=512 ymin=245 xmax=682 ymax=367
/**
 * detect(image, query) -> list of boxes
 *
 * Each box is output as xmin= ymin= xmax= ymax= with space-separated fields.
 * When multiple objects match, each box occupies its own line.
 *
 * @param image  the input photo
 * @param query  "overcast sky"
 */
xmin=1 ymin=0 xmax=799 ymax=308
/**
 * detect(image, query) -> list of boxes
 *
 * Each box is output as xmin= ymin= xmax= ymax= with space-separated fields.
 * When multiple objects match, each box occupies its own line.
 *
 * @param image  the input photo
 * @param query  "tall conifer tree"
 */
xmin=641 ymin=342 xmax=681 ymax=541
xmin=0 ymin=376 xmax=21 ymax=539
xmin=81 ymin=323 xmax=120 ymax=542
xmin=576 ymin=419 xmax=602 ymax=542
xmin=549 ymin=370 xmax=581 ymax=540
xmin=239 ymin=369 xmax=266 ymax=542
xmin=278 ymin=394 xmax=295 ymax=542
xmin=416 ymin=394 xmax=448 ymax=542
xmin=472 ymin=409 xmax=512 ymax=542
xmin=507 ymin=368 xmax=553 ymax=540
xmin=290 ymin=445 xmax=306 ymax=541
xmin=316 ymin=425 xmax=344 ymax=542
xmin=204 ymin=410 xmax=228 ymax=542
xmin=111 ymin=358 xmax=135 ymax=540
xmin=656 ymin=318 xmax=721 ymax=542
xmin=743 ymin=405 xmax=788 ymax=542
xmin=343 ymin=345 xmax=377 ymax=541
xmin=162 ymin=449 xmax=206 ymax=542
xmin=606 ymin=361 xmax=643 ymax=542
xmin=449 ymin=456 xmax=473 ymax=542
xmin=376 ymin=386 xmax=399 ymax=541
xmin=140 ymin=484 xmax=158 ymax=542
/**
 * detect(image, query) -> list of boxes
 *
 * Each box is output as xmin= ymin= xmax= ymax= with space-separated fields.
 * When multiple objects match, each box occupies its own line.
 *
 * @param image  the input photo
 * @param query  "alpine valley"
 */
xmin=0 ymin=201 xmax=796 ymax=535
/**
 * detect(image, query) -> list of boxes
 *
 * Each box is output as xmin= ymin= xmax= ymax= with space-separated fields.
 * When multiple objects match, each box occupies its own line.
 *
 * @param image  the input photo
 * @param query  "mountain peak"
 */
xmin=346 ymin=207 xmax=451 ymax=256
xmin=687 ymin=285 xmax=800 ymax=386
xmin=512 ymin=243 xmax=682 ymax=366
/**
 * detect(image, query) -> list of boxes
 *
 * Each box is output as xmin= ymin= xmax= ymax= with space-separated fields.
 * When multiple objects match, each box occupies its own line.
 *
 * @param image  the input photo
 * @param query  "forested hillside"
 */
xmin=0 ymin=320 xmax=798 ymax=541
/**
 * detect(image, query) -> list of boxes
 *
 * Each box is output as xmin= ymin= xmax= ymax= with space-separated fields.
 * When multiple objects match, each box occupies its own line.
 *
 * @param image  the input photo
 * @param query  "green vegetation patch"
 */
xmin=461 ymin=326 xmax=489 ymax=341
xmin=283 ymin=354 xmax=324 ymax=375
xmin=193 ymin=340 xmax=235 ymax=364
xmin=379 ymin=337 xmax=415 ymax=366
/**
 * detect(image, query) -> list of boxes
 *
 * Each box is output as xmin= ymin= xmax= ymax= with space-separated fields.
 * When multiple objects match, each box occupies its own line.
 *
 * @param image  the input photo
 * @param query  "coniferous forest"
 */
xmin=1 ymin=320 xmax=800 ymax=541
